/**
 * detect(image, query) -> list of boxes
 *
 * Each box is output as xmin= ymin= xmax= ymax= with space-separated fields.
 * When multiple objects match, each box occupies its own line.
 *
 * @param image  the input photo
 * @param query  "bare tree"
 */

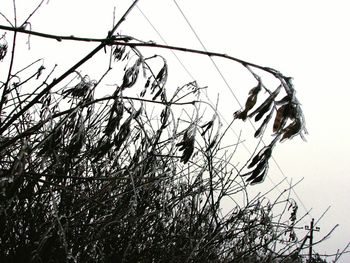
xmin=0 ymin=1 xmax=325 ymax=263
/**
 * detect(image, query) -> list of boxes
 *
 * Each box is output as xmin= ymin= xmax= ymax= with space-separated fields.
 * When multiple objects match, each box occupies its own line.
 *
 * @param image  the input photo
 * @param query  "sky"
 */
xmin=1 ymin=0 xmax=349 ymax=261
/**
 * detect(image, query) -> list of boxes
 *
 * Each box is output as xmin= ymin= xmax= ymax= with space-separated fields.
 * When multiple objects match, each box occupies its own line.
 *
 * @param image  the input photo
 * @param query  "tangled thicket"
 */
xmin=0 ymin=1 xmax=312 ymax=263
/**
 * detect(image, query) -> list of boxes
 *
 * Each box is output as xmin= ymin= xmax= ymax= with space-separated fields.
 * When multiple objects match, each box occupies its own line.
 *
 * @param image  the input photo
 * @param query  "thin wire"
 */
xmin=172 ymin=0 xmax=312 ymax=220
xmin=138 ymin=2 xmax=279 ymax=185
xmin=135 ymin=5 xmax=195 ymax=80
xmin=172 ymin=0 xmax=243 ymax=108
xmin=136 ymin=1 xmax=312 ymax=222
xmin=136 ymin=4 xmax=251 ymax=153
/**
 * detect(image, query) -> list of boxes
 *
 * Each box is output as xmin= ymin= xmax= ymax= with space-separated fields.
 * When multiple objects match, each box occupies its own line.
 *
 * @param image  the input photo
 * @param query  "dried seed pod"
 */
xmin=249 ymin=85 xmax=281 ymax=120
xmin=121 ymin=59 xmax=141 ymax=89
xmin=176 ymin=127 xmax=195 ymax=164
xmin=234 ymin=83 xmax=261 ymax=121
xmin=254 ymin=109 xmax=274 ymax=138
xmin=273 ymin=104 xmax=288 ymax=133
xmin=113 ymin=45 xmax=126 ymax=61
xmin=281 ymin=119 xmax=302 ymax=141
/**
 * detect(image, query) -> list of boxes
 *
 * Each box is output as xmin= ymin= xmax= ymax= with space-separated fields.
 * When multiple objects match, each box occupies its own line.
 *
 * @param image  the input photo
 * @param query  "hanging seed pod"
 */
xmin=113 ymin=45 xmax=126 ymax=61
xmin=151 ymin=62 xmax=168 ymax=101
xmin=234 ymin=83 xmax=261 ymax=120
xmin=121 ymin=59 xmax=141 ymax=89
xmin=176 ymin=127 xmax=195 ymax=164
xmin=281 ymin=119 xmax=302 ymax=141
xmin=254 ymin=109 xmax=274 ymax=138
xmin=249 ymin=85 xmax=281 ymax=121
xmin=273 ymin=104 xmax=288 ymax=133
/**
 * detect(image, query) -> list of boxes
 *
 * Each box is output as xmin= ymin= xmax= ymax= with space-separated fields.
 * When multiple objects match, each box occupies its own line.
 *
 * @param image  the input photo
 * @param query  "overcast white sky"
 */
xmin=1 ymin=0 xmax=349 ymax=261
xmin=136 ymin=1 xmax=350 ymax=260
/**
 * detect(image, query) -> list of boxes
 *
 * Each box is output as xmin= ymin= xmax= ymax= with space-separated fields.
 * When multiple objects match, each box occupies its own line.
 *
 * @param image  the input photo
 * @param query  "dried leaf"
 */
xmin=249 ymin=168 xmax=268 ymax=184
xmin=160 ymin=107 xmax=170 ymax=128
xmin=245 ymin=84 xmax=261 ymax=111
xmin=113 ymin=45 xmax=126 ymax=61
xmin=281 ymin=119 xmax=302 ymax=141
xmin=275 ymin=95 xmax=290 ymax=106
xmin=140 ymin=76 xmax=152 ymax=97
xmin=249 ymin=85 xmax=281 ymax=120
xmin=254 ymin=100 xmax=273 ymax=122
xmin=121 ymin=59 xmax=141 ymax=89
xmin=63 ymin=79 xmax=93 ymax=98
xmin=247 ymin=146 xmax=272 ymax=173
xmin=273 ymin=104 xmax=288 ymax=133
xmin=234 ymin=109 xmax=248 ymax=120
xmin=104 ymin=99 xmax=124 ymax=136
xmin=245 ymin=94 xmax=258 ymax=113
xmin=181 ymin=140 xmax=194 ymax=164
xmin=254 ymin=109 xmax=274 ymax=138
xmin=114 ymin=117 xmax=132 ymax=150
xmin=234 ymin=84 xmax=261 ymax=121
xmin=176 ymin=128 xmax=195 ymax=164
xmin=246 ymin=160 xmax=266 ymax=182
xmin=151 ymin=62 xmax=168 ymax=100
xmin=145 ymin=76 xmax=151 ymax=89
xmin=248 ymin=153 xmax=261 ymax=169
xmin=152 ymin=88 xmax=163 ymax=101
